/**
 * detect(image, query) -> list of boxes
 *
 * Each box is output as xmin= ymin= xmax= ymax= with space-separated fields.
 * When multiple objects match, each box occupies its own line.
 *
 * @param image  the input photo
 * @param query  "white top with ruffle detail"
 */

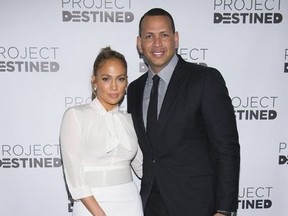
xmin=60 ymin=98 xmax=142 ymax=200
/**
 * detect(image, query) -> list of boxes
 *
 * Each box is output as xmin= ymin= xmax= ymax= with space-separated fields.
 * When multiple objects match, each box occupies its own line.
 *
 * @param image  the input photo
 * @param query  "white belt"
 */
xmin=83 ymin=166 xmax=133 ymax=187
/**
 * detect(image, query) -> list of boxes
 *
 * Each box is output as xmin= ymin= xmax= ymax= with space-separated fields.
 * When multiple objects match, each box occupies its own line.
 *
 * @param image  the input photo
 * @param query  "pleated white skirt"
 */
xmin=72 ymin=181 xmax=143 ymax=216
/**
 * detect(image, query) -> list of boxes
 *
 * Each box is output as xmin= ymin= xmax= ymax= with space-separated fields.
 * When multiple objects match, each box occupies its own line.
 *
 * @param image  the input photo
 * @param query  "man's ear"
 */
xmin=136 ymin=36 xmax=143 ymax=54
xmin=174 ymin=31 xmax=179 ymax=49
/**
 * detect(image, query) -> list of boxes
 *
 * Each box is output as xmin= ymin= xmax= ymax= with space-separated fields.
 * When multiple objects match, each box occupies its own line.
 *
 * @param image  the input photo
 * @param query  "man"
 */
xmin=127 ymin=8 xmax=240 ymax=216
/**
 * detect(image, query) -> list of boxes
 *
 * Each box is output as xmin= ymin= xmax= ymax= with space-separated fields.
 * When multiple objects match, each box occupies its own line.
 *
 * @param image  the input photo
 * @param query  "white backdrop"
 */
xmin=0 ymin=0 xmax=287 ymax=215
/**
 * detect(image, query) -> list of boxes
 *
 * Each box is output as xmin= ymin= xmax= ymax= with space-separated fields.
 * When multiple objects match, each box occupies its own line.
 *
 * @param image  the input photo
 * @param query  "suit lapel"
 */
xmin=157 ymin=58 xmax=186 ymax=140
xmin=134 ymin=73 xmax=154 ymax=151
xmin=135 ymin=57 xmax=186 ymax=150
xmin=135 ymin=75 xmax=146 ymax=130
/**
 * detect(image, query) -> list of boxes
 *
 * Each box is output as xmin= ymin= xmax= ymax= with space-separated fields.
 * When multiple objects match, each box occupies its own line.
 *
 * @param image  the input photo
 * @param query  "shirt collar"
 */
xmin=90 ymin=97 xmax=119 ymax=114
xmin=148 ymin=54 xmax=178 ymax=84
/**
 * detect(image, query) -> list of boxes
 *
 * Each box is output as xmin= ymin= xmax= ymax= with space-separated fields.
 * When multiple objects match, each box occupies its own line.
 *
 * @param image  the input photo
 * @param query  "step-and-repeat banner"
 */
xmin=1 ymin=0 xmax=287 ymax=215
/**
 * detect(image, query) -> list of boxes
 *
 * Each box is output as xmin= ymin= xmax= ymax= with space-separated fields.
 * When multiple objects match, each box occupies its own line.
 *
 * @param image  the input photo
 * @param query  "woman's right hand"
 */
xmin=80 ymin=196 xmax=106 ymax=216
xmin=93 ymin=208 xmax=106 ymax=216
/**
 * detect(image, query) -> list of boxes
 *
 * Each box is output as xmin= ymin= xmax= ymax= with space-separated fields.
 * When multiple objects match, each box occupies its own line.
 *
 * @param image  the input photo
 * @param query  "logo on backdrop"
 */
xmin=65 ymin=96 xmax=92 ymax=108
xmin=279 ymin=142 xmax=288 ymax=165
xmin=232 ymin=96 xmax=278 ymax=120
xmin=213 ymin=0 xmax=283 ymax=24
xmin=179 ymin=47 xmax=208 ymax=66
xmin=0 ymin=144 xmax=61 ymax=168
xmin=238 ymin=186 xmax=273 ymax=210
xmin=0 ymin=46 xmax=60 ymax=73
xmin=284 ymin=49 xmax=288 ymax=73
xmin=61 ymin=0 xmax=134 ymax=23
xmin=139 ymin=47 xmax=209 ymax=73
xmin=64 ymin=96 xmax=126 ymax=111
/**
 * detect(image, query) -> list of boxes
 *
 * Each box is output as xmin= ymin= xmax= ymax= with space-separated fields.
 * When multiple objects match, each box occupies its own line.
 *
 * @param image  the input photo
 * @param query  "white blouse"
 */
xmin=60 ymin=98 xmax=142 ymax=200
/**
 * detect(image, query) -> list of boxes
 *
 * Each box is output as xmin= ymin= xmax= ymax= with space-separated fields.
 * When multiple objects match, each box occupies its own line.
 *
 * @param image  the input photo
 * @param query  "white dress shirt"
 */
xmin=60 ymin=98 xmax=142 ymax=200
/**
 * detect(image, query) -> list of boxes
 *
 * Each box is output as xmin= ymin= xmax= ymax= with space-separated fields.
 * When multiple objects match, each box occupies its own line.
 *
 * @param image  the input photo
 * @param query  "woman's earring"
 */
xmin=93 ymin=86 xmax=97 ymax=95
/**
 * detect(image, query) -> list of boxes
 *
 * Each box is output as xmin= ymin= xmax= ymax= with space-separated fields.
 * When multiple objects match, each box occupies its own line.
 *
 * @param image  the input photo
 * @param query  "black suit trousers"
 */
xmin=144 ymin=180 xmax=169 ymax=216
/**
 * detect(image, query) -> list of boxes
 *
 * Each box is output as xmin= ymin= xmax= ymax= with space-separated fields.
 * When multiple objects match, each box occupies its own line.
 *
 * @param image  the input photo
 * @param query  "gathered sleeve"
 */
xmin=60 ymin=108 xmax=92 ymax=200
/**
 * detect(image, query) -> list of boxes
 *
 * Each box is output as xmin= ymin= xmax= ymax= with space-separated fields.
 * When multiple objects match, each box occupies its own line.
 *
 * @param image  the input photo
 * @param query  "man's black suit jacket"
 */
xmin=127 ymin=55 xmax=240 ymax=216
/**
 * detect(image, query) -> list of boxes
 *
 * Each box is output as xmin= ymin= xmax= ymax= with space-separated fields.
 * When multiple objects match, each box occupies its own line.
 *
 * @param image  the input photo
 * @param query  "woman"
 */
xmin=60 ymin=47 xmax=143 ymax=216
